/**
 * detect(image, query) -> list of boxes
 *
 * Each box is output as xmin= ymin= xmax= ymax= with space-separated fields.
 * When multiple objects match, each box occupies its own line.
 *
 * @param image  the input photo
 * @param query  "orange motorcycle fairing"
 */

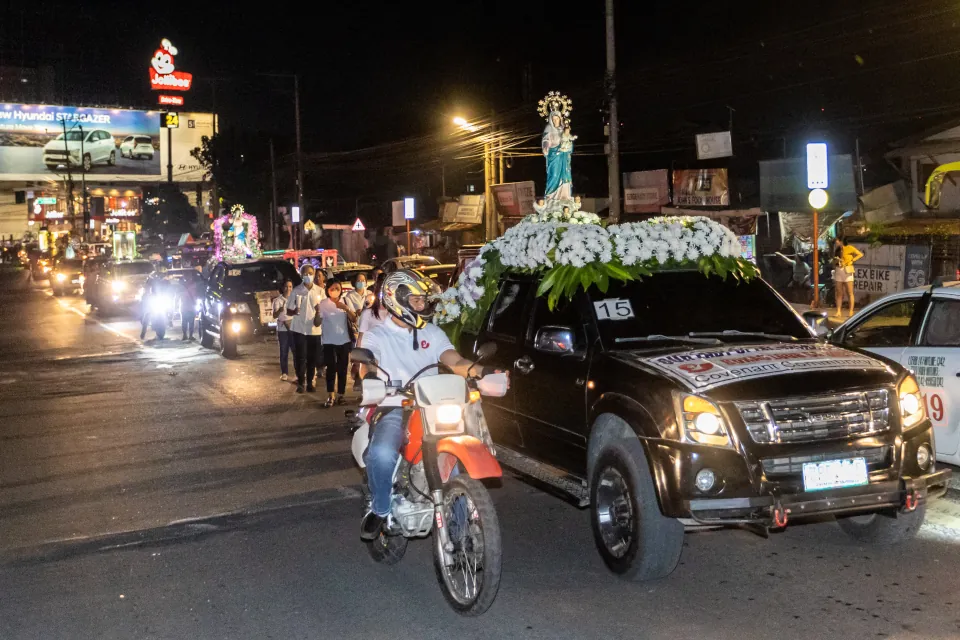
xmin=436 ymin=436 xmax=502 ymax=482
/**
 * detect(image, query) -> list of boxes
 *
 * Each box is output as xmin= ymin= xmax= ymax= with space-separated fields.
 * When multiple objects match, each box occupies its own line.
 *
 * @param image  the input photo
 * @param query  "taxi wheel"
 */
xmin=836 ymin=505 xmax=926 ymax=545
xmin=590 ymin=438 xmax=684 ymax=581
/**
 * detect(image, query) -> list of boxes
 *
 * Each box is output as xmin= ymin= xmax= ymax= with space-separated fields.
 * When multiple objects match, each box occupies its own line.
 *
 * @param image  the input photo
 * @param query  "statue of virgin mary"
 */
xmin=542 ymin=111 xmax=573 ymax=201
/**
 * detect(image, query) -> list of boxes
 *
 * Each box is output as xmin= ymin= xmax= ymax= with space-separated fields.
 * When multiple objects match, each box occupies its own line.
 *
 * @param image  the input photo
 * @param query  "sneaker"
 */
xmin=280 ymin=373 xmax=288 ymax=381
xmin=360 ymin=511 xmax=385 ymax=541
xmin=296 ymin=385 xmax=305 ymax=394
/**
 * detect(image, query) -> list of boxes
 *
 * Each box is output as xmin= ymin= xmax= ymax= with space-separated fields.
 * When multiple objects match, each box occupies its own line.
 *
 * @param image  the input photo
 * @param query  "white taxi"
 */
xmin=832 ymin=281 xmax=960 ymax=464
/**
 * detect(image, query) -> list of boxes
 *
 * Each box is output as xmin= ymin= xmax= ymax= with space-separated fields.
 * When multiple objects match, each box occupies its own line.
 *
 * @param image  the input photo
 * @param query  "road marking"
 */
xmin=45 ymin=292 xmax=139 ymax=343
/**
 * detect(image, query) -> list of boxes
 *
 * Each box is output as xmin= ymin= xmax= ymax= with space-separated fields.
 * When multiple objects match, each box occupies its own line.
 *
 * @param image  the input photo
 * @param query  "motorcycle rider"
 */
xmin=358 ymin=269 xmax=508 ymax=540
xmin=140 ymin=268 xmax=171 ymax=340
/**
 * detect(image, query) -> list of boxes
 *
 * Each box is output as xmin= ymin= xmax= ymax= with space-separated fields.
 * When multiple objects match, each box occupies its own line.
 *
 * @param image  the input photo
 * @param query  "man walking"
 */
xmin=286 ymin=264 xmax=323 ymax=393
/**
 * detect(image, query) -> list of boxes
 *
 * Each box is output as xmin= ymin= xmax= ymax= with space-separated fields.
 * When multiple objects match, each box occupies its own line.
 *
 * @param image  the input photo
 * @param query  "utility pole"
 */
xmin=269 ymin=138 xmax=278 ymax=250
xmin=61 ymin=119 xmax=75 ymax=240
xmin=78 ymin=124 xmax=88 ymax=240
xmin=499 ymin=133 xmax=505 ymax=184
xmin=484 ymin=141 xmax=496 ymax=241
xmin=294 ymin=74 xmax=305 ymax=244
xmin=166 ymin=124 xmax=173 ymax=183
xmin=605 ymin=0 xmax=622 ymax=223
xmin=211 ymin=84 xmax=219 ymax=220
xmin=441 ymin=163 xmax=446 ymax=198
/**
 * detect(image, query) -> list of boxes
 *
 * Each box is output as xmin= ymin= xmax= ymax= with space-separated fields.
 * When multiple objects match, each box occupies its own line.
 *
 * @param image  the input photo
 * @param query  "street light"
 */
xmin=452 ymin=116 xmax=497 ymax=240
xmin=452 ymin=116 xmax=478 ymax=133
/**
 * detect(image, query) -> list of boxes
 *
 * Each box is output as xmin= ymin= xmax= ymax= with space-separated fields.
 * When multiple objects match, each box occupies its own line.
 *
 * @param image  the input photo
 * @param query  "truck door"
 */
xmin=512 ymin=293 xmax=591 ymax=474
xmin=478 ymin=278 xmax=533 ymax=450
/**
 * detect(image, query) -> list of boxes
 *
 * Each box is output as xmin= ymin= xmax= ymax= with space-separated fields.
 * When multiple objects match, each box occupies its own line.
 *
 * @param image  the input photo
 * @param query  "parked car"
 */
xmin=51 ymin=258 xmax=85 ymax=296
xmin=119 ymin=135 xmax=155 ymax=160
xmin=380 ymin=254 xmax=439 ymax=273
xmin=43 ymin=129 xmax=117 ymax=172
xmin=463 ymin=269 xmax=949 ymax=581
xmin=323 ymin=263 xmax=374 ymax=291
xmin=85 ymin=260 xmax=155 ymax=312
xmin=198 ymin=259 xmax=301 ymax=358
xmin=831 ymin=280 xmax=960 ymax=465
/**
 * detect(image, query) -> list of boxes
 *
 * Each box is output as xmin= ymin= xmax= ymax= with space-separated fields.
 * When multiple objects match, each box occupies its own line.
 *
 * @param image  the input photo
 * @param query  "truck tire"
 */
xmin=836 ymin=505 xmax=926 ymax=545
xmin=199 ymin=318 xmax=214 ymax=348
xmin=220 ymin=330 xmax=237 ymax=359
xmin=590 ymin=438 xmax=684 ymax=581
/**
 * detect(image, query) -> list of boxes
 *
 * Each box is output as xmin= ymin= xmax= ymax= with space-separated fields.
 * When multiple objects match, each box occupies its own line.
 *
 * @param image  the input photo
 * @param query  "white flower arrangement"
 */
xmin=434 ymin=213 xmax=756 ymax=337
xmin=526 ymin=197 xmax=601 ymax=226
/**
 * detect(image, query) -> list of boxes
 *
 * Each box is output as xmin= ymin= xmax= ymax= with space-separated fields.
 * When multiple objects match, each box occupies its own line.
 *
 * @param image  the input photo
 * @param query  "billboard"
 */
xmin=492 ymin=181 xmax=536 ymax=217
xmin=0 ymin=104 xmax=213 ymax=183
xmin=0 ymin=104 xmax=160 ymax=180
xmin=672 ymin=168 xmax=730 ymax=207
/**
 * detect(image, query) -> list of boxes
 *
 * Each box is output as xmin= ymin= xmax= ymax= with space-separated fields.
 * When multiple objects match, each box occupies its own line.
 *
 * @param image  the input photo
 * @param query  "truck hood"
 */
xmin=608 ymin=341 xmax=898 ymax=395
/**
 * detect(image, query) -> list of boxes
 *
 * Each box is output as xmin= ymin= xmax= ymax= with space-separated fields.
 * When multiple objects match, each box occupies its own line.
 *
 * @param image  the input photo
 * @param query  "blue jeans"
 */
xmin=364 ymin=409 xmax=405 ymax=517
xmin=278 ymin=331 xmax=292 ymax=376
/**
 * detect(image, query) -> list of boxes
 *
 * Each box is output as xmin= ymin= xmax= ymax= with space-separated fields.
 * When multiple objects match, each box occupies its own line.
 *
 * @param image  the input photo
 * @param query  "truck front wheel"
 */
xmin=836 ymin=505 xmax=926 ymax=545
xmin=589 ymin=438 xmax=684 ymax=581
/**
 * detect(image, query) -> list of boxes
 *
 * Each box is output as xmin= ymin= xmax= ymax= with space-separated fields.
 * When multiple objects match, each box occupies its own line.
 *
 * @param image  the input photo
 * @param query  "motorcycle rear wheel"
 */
xmin=367 ymin=531 xmax=407 ymax=565
xmin=432 ymin=475 xmax=502 ymax=616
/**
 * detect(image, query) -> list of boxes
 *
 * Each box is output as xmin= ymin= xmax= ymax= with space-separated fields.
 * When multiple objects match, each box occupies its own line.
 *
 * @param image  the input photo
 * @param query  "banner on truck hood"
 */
xmin=620 ymin=343 xmax=890 ymax=391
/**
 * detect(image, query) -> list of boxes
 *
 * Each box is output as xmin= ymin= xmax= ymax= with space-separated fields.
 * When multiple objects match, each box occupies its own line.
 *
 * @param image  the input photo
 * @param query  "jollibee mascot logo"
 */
xmin=152 ymin=39 xmax=177 ymax=75
xmin=150 ymin=38 xmax=192 ymax=90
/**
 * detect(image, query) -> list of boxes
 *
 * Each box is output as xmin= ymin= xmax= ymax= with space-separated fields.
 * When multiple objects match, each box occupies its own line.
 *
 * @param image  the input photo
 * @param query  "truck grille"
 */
xmin=761 ymin=445 xmax=890 ymax=476
xmin=735 ymin=389 xmax=890 ymax=444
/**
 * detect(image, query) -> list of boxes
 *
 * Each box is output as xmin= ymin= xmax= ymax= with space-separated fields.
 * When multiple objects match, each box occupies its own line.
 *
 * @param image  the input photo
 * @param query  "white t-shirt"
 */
xmin=318 ymin=298 xmax=351 ymax=345
xmin=286 ymin=283 xmax=324 ymax=336
xmin=361 ymin=318 xmax=455 ymax=388
xmin=358 ymin=306 xmax=389 ymax=335
xmin=273 ymin=294 xmax=290 ymax=332
xmin=342 ymin=289 xmax=369 ymax=314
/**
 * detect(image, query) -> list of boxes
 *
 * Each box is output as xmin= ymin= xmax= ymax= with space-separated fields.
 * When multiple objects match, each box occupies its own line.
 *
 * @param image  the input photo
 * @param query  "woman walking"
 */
xmin=318 ymin=279 xmax=357 ymax=407
xmin=833 ymin=237 xmax=864 ymax=318
xmin=273 ymin=279 xmax=294 ymax=381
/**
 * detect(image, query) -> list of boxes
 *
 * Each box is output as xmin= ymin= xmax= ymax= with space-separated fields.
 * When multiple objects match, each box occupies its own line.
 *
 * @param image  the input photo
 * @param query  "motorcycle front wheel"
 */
xmin=432 ymin=475 xmax=502 ymax=616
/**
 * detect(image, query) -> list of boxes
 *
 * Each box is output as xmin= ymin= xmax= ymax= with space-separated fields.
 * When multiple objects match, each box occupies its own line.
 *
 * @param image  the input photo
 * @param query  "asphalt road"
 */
xmin=0 ymin=146 xmax=161 ymax=177
xmin=3 ymin=267 xmax=960 ymax=639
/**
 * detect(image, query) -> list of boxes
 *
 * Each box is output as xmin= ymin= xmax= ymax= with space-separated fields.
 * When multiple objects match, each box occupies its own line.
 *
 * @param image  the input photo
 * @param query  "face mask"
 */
xmin=355 ymin=281 xmax=365 ymax=290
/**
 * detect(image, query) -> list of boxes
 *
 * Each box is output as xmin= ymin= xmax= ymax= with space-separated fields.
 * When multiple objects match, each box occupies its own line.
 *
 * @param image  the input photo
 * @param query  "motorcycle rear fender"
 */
xmin=436 ymin=435 xmax=502 ymax=482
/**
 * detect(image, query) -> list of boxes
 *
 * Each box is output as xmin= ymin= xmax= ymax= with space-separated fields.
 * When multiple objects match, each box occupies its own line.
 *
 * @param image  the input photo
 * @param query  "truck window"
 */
xmin=488 ymin=280 xmax=532 ymax=341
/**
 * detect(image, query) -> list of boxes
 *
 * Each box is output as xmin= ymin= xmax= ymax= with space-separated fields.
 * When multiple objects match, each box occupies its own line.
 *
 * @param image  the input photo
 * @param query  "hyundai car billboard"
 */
xmin=0 ymin=104 xmax=214 ymax=183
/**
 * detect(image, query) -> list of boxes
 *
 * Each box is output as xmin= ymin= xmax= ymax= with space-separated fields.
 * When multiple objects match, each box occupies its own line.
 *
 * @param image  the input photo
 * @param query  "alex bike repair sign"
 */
xmin=849 ymin=243 xmax=931 ymax=304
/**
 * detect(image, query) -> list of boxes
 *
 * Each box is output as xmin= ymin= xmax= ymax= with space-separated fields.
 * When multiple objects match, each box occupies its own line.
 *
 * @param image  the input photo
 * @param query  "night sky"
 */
xmin=3 ymin=0 xmax=959 ymax=210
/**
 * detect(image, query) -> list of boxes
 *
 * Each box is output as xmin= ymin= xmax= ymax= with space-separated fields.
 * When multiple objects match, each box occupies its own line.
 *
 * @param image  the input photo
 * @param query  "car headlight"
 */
xmin=230 ymin=303 xmax=251 ymax=314
xmin=111 ymin=280 xmax=126 ymax=293
xmin=898 ymin=375 xmax=926 ymax=430
xmin=674 ymin=393 xmax=732 ymax=447
xmin=55 ymin=272 xmax=66 ymax=282
xmin=230 ymin=321 xmax=243 ymax=333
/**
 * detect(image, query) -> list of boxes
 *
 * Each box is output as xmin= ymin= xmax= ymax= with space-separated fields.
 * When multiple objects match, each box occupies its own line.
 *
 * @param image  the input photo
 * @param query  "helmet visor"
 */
xmin=406 ymin=294 xmax=438 ymax=318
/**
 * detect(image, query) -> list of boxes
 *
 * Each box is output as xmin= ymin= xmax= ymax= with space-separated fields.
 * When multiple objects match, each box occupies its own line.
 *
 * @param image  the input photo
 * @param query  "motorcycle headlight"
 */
xmin=674 ymin=393 xmax=732 ymax=447
xmin=898 ymin=375 xmax=926 ymax=431
xmin=230 ymin=302 xmax=251 ymax=314
xmin=150 ymin=295 xmax=174 ymax=313
xmin=435 ymin=404 xmax=463 ymax=426
xmin=111 ymin=280 xmax=126 ymax=293
xmin=55 ymin=272 xmax=66 ymax=282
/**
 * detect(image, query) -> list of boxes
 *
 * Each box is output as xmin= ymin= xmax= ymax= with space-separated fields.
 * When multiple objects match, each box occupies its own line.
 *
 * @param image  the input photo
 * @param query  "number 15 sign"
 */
xmin=594 ymin=298 xmax=636 ymax=321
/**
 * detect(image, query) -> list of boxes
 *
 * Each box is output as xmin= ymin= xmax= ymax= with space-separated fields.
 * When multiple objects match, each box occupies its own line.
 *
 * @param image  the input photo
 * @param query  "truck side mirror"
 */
xmin=802 ymin=310 xmax=828 ymax=335
xmin=475 ymin=342 xmax=497 ymax=361
xmin=534 ymin=326 xmax=576 ymax=355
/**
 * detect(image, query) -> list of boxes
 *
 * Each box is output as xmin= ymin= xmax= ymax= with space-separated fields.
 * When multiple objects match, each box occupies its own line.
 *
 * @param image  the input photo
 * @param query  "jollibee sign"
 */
xmin=150 ymin=39 xmax=192 ymax=91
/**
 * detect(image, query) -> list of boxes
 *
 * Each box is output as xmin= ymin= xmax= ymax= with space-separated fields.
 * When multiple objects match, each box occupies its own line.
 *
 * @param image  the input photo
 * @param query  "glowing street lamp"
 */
xmin=452 ymin=116 xmax=479 ymax=133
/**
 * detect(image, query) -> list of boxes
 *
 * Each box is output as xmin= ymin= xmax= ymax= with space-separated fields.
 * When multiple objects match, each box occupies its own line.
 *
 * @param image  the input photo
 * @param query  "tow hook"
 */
xmin=772 ymin=499 xmax=789 ymax=528
xmin=903 ymin=489 xmax=920 ymax=513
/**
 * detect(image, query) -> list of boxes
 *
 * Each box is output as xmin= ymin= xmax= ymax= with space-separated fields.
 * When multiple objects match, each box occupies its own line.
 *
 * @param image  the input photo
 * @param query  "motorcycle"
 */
xmin=147 ymin=292 xmax=175 ymax=340
xmin=347 ymin=344 xmax=507 ymax=616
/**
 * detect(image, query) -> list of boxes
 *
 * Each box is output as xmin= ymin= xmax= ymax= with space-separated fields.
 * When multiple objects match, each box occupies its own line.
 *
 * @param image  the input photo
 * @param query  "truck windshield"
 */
xmin=590 ymin=271 xmax=810 ymax=347
xmin=115 ymin=262 xmax=155 ymax=276
xmin=224 ymin=262 xmax=298 ymax=292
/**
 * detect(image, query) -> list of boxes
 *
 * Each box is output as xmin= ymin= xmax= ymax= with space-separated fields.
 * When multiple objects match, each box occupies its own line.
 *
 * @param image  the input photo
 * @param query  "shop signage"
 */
xmin=158 ymin=95 xmax=184 ymax=106
xmin=109 ymin=209 xmax=138 ymax=218
xmin=696 ymin=131 xmax=733 ymax=160
xmin=672 ymin=168 xmax=729 ymax=207
xmin=150 ymin=39 xmax=192 ymax=91
xmin=35 ymin=197 xmax=57 ymax=205
xmin=623 ymin=170 xmax=669 ymax=213
xmin=850 ymin=243 xmax=931 ymax=303
xmin=404 ymin=197 xmax=415 ymax=220
xmin=806 ymin=142 xmax=829 ymax=189
xmin=105 ymin=218 xmax=121 ymax=224
xmin=45 ymin=211 xmax=64 ymax=219
xmin=492 ymin=181 xmax=536 ymax=217
xmin=161 ymin=112 xmax=180 ymax=129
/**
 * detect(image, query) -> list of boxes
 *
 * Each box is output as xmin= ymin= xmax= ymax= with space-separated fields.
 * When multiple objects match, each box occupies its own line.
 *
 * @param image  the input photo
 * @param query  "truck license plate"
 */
xmin=802 ymin=458 xmax=868 ymax=492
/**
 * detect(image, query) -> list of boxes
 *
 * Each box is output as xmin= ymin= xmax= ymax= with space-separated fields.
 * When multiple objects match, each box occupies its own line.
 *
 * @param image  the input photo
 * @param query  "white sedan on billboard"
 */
xmin=42 ymin=129 xmax=117 ymax=172
xmin=119 ymin=135 xmax=155 ymax=160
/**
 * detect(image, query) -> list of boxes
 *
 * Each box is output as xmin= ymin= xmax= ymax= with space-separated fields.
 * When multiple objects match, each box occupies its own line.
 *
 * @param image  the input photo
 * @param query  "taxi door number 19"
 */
xmin=594 ymin=298 xmax=635 ymax=321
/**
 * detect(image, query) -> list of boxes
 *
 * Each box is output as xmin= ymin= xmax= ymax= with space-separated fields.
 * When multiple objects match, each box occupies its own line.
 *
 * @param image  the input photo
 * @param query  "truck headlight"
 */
xmin=55 ymin=272 xmax=66 ymax=282
xmin=898 ymin=375 xmax=925 ymax=430
xmin=674 ymin=393 xmax=732 ymax=447
xmin=230 ymin=321 xmax=243 ymax=334
xmin=229 ymin=303 xmax=251 ymax=314
xmin=111 ymin=280 xmax=126 ymax=293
